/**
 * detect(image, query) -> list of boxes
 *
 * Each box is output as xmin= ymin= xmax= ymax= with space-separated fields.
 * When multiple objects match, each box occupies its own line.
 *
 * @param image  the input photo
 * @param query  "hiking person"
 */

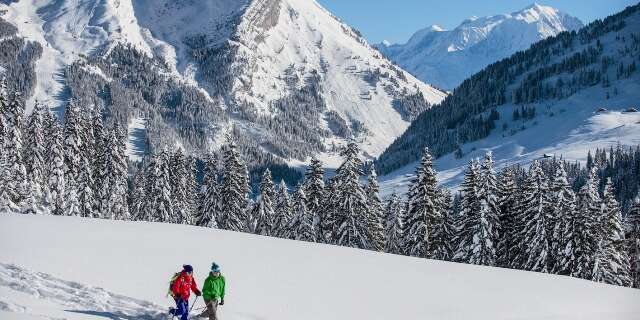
xmin=169 ymin=264 xmax=201 ymax=320
xmin=199 ymin=263 xmax=226 ymax=320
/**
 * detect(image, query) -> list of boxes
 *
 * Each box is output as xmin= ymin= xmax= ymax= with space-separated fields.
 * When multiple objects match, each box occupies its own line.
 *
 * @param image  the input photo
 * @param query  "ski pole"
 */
xmin=189 ymin=296 xmax=199 ymax=314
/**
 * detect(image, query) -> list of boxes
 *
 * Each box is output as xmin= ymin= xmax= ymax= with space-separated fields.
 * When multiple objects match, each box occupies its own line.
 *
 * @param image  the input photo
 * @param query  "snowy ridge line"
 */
xmin=0 ymin=262 xmax=165 ymax=319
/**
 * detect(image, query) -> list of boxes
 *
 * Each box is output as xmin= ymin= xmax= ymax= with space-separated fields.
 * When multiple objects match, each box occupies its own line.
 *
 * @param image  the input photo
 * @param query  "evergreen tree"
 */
xmin=106 ymin=128 xmax=129 ymax=220
xmin=304 ymin=157 xmax=325 ymax=240
xmin=22 ymin=102 xmax=48 ymax=214
xmin=170 ymin=149 xmax=195 ymax=224
xmin=46 ymin=121 xmax=65 ymax=216
xmin=219 ymin=140 xmax=249 ymax=232
xmin=496 ymin=167 xmax=519 ymax=268
xmin=1 ymin=90 xmax=27 ymax=212
xmin=273 ymin=180 xmax=293 ymax=238
xmin=454 ymin=160 xmax=483 ymax=264
xmin=130 ymin=166 xmax=147 ymax=221
xmin=253 ymin=169 xmax=276 ymax=236
xmin=291 ymin=187 xmax=314 ymax=242
xmin=435 ymin=188 xmax=456 ymax=261
xmin=404 ymin=148 xmax=441 ymax=258
xmin=550 ymin=163 xmax=577 ymax=274
xmin=627 ymin=196 xmax=640 ymax=288
xmin=318 ymin=178 xmax=338 ymax=243
xmin=63 ymin=101 xmax=84 ymax=216
xmin=593 ymin=179 xmax=631 ymax=286
xmin=141 ymin=151 xmax=174 ymax=222
xmin=92 ymin=112 xmax=107 ymax=215
xmin=331 ymin=141 xmax=370 ymax=249
xmin=475 ymin=151 xmax=500 ymax=265
xmin=520 ymin=160 xmax=552 ymax=272
xmin=384 ymin=193 xmax=405 ymax=255
xmin=365 ymin=164 xmax=385 ymax=252
xmin=197 ymin=154 xmax=220 ymax=228
xmin=572 ymin=168 xmax=602 ymax=279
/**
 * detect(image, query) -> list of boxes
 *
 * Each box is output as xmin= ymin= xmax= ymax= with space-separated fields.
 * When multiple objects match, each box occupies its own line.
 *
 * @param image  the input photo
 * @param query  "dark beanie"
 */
xmin=183 ymin=264 xmax=194 ymax=273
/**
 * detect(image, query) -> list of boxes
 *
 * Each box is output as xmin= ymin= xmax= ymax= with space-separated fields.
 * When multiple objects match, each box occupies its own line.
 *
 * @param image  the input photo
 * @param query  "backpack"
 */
xmin=167 ymin=272 xmax=181 ymax=297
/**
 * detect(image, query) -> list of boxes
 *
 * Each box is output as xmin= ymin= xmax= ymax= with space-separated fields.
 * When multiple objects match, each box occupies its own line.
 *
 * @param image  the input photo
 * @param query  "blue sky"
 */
xmin=316 ymin=1 xmax=638 ymax=44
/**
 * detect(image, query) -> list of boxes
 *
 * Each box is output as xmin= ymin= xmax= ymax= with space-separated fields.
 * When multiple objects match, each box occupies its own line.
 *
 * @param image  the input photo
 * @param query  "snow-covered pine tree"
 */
xmin=318 ymin=178 xmax=337 ymax=243
xmin=1 ymin=90 xmax=27 ymax=213
xmin=63 ymin=101 xmax=84 ymax=216
xmin=253 ymin=169 xmax=276 ymax=236
xmin=91 ymin=112 xmax=107 ymax=216
xmin=45 ymin=121 xmax=65 ymax=216
xmin=365 ymin=163 xmax=385 ymax=252
xmin=142 ymin=151 xmax=174 ymax=222
xmin=473 ymin=151 xmax=500 ymax=266
xmin=572 ymin=168 xmax=602 ymax=280
xmin=384 ymin=193 xmax=405 ymax=255
xmin=593 ymin=179 xmax=631 ymax=286
xmin=453 ymin=159 xmax=482 ymax=264
xmin=331 ymin=141 xmax=370 ymax=249
xmin=627 ymin=196 xmax=640 ymax=288
xmin=520 ymin=160 xmax=552 ymax=272
xmin=273 ymin=180 xmax=293 ymax=238
xmin=496 ymin=167 xmax=519 ymax=268
xmin=291 ymin=187 xmax=314 ymax=242
xmin=22 ymin=101 xmax=48 ymax=214
xmin=196 ymin=153 xmax=220 ymax=228
xmin=130 ymin=165 xmax=147 ymax=221
xmin=549 ymin=162 xmax=577 ymax=274
xmin=170 ymin=149 xmax=195 ymax=224
xmin=435 ymin=188 xmax=456 ymax=261
xmin=219 ymin=140 xmax=249 ymax=232
xmin=404 ymin=147 xmax=441 ymax=258
xmin=77 ymin=152 xmax=96 ymax=218
xmin=106 ymin=128 xmax=129 ymax=220
xmin=303 ymin=157 xmax=325 ymax=240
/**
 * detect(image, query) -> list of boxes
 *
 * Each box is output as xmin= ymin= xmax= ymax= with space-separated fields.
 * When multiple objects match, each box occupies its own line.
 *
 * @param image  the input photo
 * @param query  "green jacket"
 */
xmin=202 ymin=273 xmax=226 ymax=301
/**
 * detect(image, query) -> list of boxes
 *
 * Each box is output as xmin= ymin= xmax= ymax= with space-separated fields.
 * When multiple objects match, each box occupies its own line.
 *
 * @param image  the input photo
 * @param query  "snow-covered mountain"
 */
xmin=0 ymin=0 xmax=445 ymax=166
xmin=377 ymin=3 xmax=640 ymax=195
xmin=376 ymin=3 xmax=583 ymax=90
xmin=2 ymin=214 xmax=639 ymax=320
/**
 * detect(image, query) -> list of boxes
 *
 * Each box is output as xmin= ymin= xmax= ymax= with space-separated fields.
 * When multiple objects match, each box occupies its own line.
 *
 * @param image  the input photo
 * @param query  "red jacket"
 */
xmin=171 ymin=271 xmax=201 ymax=300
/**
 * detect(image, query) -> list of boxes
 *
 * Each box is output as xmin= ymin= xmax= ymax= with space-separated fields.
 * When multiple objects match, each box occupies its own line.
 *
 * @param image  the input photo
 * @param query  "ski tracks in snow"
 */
xmin=0 ymin=263 xmax=165 ymax=319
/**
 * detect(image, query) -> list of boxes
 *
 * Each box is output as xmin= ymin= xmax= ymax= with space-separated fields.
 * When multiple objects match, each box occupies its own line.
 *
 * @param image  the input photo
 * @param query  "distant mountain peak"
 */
xmin=376 ymin=3 xmax=583 ymax=90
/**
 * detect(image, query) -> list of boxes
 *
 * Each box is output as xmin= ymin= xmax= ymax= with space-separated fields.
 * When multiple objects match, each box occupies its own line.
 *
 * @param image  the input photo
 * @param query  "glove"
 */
xmin=195 ymin=289 xmax=202 ymax=297
xmin=219 ymin=299 xmax=224 ymax=306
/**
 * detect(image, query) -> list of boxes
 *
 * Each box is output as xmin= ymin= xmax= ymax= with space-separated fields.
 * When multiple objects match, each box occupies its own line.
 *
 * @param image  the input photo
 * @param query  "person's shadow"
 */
xmin=66 ymin=310 xmax=165 ymax=320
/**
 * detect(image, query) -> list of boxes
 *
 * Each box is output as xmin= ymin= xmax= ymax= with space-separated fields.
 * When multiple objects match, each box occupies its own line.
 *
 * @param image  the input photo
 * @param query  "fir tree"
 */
xmin=593 ymin=179 xmax=631 ymax=286
xmin=627 ymin=196 xmax=640 ymax=288
xmin=550 ymin=163 xmax=577 ymax=274
xmin=46 ymin=121 xmax=65 ymax=216
xmin=142 ymin=151 xmax=174 ymax=222
xmin=107 ymin=128 xmax=129 ymax=220
xmin=63 ymin=101 xmax=84 ymax=216
xmin=273 ymin=180 xmax=293 ymax=238
xmin=384 ymin=193 xmax=405 ymax=255
xmin=520 ymin=160 xmax=552 ymax=272
xmin=291 ymin=187 xmax=314 ymax=242
xmin=435 ymin=188 xmax=456 ymax=261
xmin=170 ymin=149 xmax=195 ymax=224
xmin=454 ymin=160 xmax=483 ymax=264
xmin=219 ymin=140 xmax=249 ymax=232
xmin=331 ymin=141 xmax=370 ymax=249
xmin=474 ymin=151 xmax=500 ymax=265
xmin=496 ymin=167 xmax=519 ymax=268
xmin=404 ymin=147 xmax=441 ymax=258
xmin=130 ymin=166 xmax=147 ymax=221
xmin=23 ymin=101 xmax=48 ymax=214
xmin=303 ymin=157 xmax=325 ymax=241
xmin=1 ymin=90 xmax=27 ymax=212
xmin=253 ymin=169 xmax=276 ymax=236
xmin=197 ymin=154 xmax=220 ymax=228
xmin=572 ymin=168 xmax=602 ymax=279
xmin=365 ymin=163 xmax=385 ymax=252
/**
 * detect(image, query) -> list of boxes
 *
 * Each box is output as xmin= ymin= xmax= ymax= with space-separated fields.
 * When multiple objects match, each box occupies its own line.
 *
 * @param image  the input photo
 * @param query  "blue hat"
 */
xmin=211 ymin=263 xmax=221 ymax=273
xmin=183 ymin=265 xmax=193 ymax=273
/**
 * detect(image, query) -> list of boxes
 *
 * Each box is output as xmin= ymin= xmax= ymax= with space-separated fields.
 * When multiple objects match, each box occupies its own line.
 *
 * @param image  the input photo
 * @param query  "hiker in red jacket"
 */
xmin=169 ymin=265 xmax=201 ymax=320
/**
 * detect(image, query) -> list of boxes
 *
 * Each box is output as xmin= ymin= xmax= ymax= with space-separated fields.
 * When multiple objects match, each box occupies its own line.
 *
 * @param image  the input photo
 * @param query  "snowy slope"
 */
xmin=0 ymin=0 xmax=446 ymax=159
xmin=380 ymin=74 xmax=640 ymax=197
xmin=1 ymin=214 xmax=639 ymax=320
xmin=376 ymin=3 xmax=583 ymax=90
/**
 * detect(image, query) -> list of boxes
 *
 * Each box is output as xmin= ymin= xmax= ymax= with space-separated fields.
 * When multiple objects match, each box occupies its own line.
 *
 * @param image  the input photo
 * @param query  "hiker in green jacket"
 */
xmin=199 ymin=262 xmax=226 ymax=320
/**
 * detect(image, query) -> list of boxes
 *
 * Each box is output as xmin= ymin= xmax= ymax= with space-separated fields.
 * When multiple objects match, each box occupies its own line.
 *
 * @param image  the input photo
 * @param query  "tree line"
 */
xmin=1 ymin=80 xmax=638 ymax=289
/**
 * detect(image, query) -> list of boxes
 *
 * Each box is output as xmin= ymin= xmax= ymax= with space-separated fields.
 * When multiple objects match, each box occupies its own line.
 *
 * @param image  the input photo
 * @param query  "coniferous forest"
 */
xmin=2 ymin=81 xmax=639 ymax=289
